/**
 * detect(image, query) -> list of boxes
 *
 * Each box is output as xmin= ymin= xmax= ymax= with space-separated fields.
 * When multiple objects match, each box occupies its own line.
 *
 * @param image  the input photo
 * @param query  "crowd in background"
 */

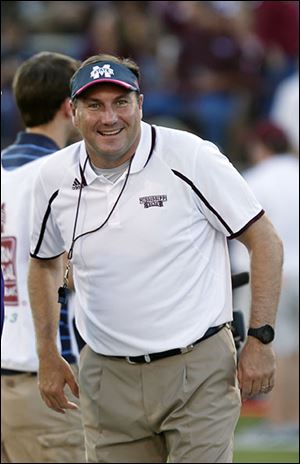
xmin=1 ymin=0 xmax=299 ymax=168
xmin=1 ymin=1 xmax=299 ymax=458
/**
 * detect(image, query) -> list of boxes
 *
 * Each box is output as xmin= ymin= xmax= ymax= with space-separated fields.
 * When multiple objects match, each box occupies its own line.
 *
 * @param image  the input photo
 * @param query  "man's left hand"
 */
xmin=237 ymin=337 xmax=276 ymax=400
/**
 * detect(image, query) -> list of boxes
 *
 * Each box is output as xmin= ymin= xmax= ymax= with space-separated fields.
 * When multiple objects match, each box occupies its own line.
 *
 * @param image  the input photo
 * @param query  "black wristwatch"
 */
xmin=247 ymin=324 xmax=275 ymax=344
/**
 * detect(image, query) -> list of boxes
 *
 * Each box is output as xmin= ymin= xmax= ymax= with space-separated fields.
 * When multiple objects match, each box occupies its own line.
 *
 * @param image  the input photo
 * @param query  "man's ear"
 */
xmin=59 ymin=98 xmax=73 ymax=119
xmin=70 ymin=99 xmax=77 ymax=117
xmin=70 ymin=100 xmax=79 ymax=127
xmin=138 ymin=94 xmax=144 ymax=118
xmin=138 ymin=94 xmax=144 ymax=109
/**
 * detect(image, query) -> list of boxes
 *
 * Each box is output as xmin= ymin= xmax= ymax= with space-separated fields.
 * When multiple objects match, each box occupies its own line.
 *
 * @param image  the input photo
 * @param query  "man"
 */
xmin=231 ymin=120 xmax=299 ymax=449
xmin=28 ymin=53 xmax=283 ymax=463
xmin=1 ymin=52 xmax=86 ymax=463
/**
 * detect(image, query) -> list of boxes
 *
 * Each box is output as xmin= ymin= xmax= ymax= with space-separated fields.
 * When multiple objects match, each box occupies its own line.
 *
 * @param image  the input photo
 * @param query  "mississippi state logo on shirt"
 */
xmin=139 ymin=195 xmax=167 ymax=208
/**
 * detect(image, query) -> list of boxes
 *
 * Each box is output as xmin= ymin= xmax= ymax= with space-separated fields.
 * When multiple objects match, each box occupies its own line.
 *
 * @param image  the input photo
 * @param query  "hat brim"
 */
xmin=74 ymin=78 xmax=138 ymax=98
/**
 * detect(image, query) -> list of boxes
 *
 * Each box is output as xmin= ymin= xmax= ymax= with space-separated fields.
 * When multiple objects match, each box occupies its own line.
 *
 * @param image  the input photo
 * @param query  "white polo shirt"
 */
xmin=30 ymin=122 xmax=263 ymax=356
xmin=1 ymin=157 xmax=78 ymax=371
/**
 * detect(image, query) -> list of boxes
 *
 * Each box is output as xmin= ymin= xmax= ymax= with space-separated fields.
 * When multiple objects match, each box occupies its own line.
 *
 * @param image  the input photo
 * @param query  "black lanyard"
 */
xmin=58 ymin=154 xmax=133 ymax=304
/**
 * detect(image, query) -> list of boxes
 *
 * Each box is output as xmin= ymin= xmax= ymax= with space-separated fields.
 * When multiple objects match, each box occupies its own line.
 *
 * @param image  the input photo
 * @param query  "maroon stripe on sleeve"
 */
xmin=228 ymin=209 xmax=265 ymax=240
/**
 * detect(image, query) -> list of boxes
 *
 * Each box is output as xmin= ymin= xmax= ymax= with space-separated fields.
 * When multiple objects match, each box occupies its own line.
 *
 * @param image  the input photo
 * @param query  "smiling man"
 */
xmin=28 ymin=53 xmax=283 ymax=463
xmin=71 ymin=60 xmax=143 ymax=168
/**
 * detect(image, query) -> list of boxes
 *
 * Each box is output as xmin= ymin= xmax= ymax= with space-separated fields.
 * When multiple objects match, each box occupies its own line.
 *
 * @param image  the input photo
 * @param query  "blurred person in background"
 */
xmin=2 ymin=1 xmax=298 ymax=161
xmin=1 ymin=15 xmax=31 ymax=148
xmin=270 ymin=68 xmax=299 ymax=156
xmin=118 ymin=1 xmax=183 ymax=122
xmin=160 ymin=1 xmax=264 ymax=154
xmin=28 ymin=53 xmax=283 ymax=463
xmin=231 ymin=120 xmax=299 ymax=449
xmin=1 ymin=52 xmax=86 ymax=463
xmin=15 ymin=0 xmax=91 ymax=34
xmin=251 ymin=0 xmax=299 ymax=118
xmin=80 ymin=6 xmax=121 ymax=59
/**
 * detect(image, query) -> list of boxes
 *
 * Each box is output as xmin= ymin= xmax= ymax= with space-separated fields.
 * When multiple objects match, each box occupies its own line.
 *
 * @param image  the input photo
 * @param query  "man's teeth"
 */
xmin=99 ymin=129 xmax=121 ymax=136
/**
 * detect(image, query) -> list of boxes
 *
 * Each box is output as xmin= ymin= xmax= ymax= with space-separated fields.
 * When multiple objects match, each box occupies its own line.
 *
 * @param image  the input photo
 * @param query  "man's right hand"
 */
xmin=38 ymin=352 xmax=80 ymax=414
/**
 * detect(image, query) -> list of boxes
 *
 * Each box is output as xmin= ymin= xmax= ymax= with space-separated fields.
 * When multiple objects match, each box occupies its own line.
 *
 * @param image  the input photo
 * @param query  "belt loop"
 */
xmin=144 ymin=354 xmax=151 ymax=363
xmin=180 ymin=344 xmax=194 ymax=354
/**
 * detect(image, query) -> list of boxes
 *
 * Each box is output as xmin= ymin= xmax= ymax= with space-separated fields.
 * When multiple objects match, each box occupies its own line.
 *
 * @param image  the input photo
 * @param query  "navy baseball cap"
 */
xmin=71 ymin=61 xmax=140 ymax=100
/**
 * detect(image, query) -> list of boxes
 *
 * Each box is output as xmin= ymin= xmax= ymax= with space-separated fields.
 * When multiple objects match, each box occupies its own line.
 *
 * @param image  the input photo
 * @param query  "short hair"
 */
xmin=12 ymin=51 xmax=80 ymax=127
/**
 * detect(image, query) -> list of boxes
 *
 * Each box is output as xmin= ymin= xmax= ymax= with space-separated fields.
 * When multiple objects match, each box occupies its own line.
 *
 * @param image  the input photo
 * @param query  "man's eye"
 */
xmin=88 ymin=103 xmax=100 ymax=109
xmin=116 ymin=99 xmax=128 ymax=107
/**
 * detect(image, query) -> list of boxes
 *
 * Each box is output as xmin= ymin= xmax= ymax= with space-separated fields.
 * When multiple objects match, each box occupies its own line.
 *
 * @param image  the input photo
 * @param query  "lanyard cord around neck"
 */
xmin=69 ymin=154 xmax=133 ymax=260
xmin=58 ymin=154 xmax=133 ymax=301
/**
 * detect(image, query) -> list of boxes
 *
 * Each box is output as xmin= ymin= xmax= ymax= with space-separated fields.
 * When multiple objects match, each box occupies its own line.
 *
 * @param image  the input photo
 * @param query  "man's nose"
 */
xmin=101 ymin=107 xmax=118 ymax=124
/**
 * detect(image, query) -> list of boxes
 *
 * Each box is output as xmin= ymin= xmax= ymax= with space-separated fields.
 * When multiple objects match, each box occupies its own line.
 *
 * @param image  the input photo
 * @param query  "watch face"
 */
xmin=261 ymin=325 xmax=275 ymax=343
xmin=248 ymin=325 xmax=275 ymax=344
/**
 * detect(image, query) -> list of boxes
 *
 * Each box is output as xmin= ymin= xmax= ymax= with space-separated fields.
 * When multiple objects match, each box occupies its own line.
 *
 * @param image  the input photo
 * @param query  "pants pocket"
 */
xmin=37 ymin=429 xmax=85 ymax=463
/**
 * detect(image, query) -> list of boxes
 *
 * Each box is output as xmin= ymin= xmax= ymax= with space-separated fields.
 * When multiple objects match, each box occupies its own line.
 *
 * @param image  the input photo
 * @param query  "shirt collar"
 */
xmin=15 ymin=131 xmax=60 ymax=151
xmin=78 ymin=143 xmax=97 ymax=186
xmin=130 ymin=121 xmax=155 ymax=173
xmin=78 ymin=121 xmax=156 ymax=186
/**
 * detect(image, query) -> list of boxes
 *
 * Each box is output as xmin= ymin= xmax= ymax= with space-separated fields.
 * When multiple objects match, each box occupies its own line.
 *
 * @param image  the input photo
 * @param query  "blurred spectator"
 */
xmin=251 ymin=1 xmax=299 ymax=116
xmin=119 ymin=2 xmax=183 ymax=122
xmin=270 ymin=69 xmax=299 ymax=156
xmin=1 ymin=16 xmax=31 ymax=148
xmin=231 ymin=120 xmax=299 ymax=449
xmin=17 ymin=1 xmax=91 ymax=33
xmin=1 ymin=88 xmax=24 ymax=149
xmin=80 ymin=5 xmax=121 ymax=59
xmin=160 ymin=1 xmax=263 ymax=153
xmin=1 ymin=0 xmax=299 ymax=160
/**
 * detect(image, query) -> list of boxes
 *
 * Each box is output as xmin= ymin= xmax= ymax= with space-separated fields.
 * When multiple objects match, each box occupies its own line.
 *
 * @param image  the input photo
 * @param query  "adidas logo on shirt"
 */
xmin=72 ymin=178 xmax=83 ymax=190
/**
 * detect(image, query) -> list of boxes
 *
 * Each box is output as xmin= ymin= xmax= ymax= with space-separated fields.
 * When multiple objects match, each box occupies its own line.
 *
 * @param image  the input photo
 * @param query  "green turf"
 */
xmin=233 ymin=416 xmax=299 ymax=463
xmin=233 ymin=450 xmax=299 ymax=463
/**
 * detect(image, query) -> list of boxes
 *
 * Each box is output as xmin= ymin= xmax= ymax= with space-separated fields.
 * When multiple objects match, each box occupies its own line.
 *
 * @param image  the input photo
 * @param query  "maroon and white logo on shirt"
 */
xmin=1 ymin=202 xmax=5 ymax=233
xmin=139 ymin=195 xmax=168 ymax=208
xmin=1 ymin=237 xmax=19 ymax=306
xmin=1 ymin=203 xmax=19 ymax=305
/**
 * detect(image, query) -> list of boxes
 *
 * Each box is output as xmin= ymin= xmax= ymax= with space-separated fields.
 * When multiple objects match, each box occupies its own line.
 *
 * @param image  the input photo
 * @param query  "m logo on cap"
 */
xmin=71 ymin=60 xmax=140 ymax=100
xmin=90 ymin=64 xmax=114 ymax=80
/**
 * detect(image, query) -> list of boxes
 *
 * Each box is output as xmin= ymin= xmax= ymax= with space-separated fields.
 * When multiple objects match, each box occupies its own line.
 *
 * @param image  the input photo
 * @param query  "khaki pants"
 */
xmin=79 ymin=326 xmax=241 ymax=463
xmin=1 ymin=366 xmax=86 ymax=463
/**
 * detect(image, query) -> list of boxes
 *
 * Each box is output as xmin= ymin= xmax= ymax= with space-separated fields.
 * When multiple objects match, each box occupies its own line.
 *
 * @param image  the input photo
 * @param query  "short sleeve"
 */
xmin=192 ymin=141 xmax=264 ymax=238
xmin=30 ymin=168 xmax=65 ymax=259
